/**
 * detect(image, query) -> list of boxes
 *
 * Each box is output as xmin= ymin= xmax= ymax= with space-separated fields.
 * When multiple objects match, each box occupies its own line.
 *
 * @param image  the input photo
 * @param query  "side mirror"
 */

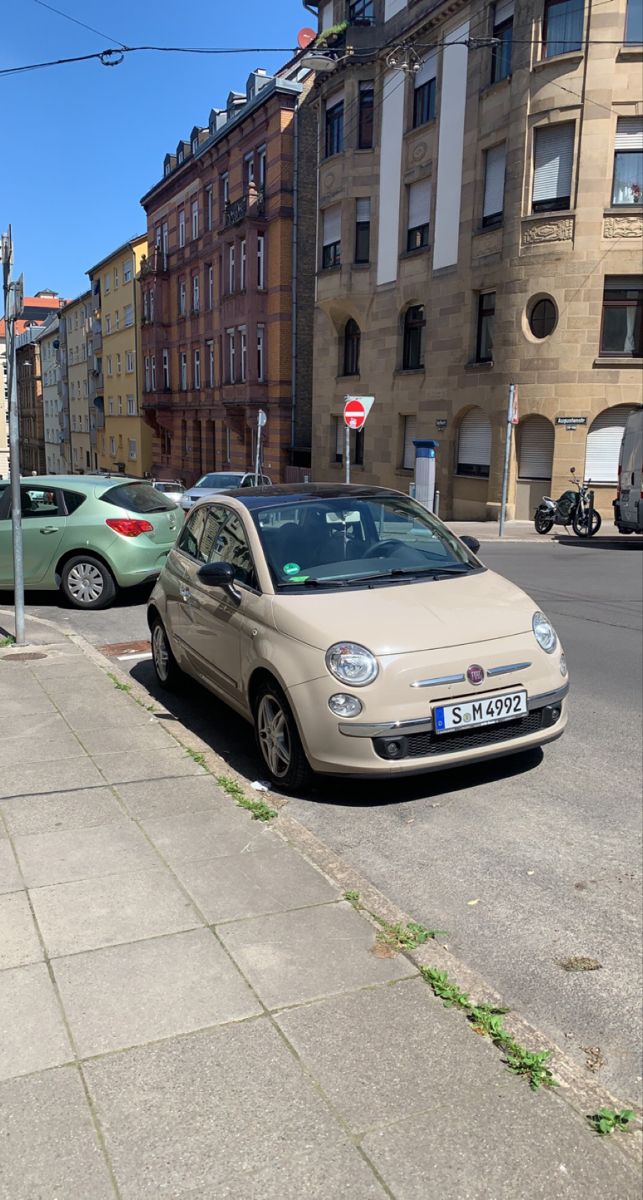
xmin=197 ymin=560 xmax=241 ymax=603
xmin=460 ymin=535 xmax=480 ymax=555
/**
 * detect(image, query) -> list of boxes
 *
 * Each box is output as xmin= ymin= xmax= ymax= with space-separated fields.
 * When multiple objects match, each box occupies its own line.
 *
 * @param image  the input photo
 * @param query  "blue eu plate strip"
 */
xmin=434 ymin=707 xmax=445 ymax=732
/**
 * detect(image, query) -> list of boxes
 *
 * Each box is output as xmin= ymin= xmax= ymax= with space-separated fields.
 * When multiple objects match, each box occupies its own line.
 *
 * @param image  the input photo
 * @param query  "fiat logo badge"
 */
xmin=467 ymin=664 xmax=485 ymax=685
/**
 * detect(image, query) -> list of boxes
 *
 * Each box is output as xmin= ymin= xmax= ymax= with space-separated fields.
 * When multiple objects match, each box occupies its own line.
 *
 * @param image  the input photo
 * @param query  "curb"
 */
xmin=3 ymin=606 xmax=641 ymax=1156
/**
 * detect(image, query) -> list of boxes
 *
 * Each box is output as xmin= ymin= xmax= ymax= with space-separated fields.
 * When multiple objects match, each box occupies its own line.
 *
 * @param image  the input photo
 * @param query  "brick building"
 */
xmin=308 ymin=0 xmax=643 ymax=519
xmin=139 ymin=61 xmax=315 ymax=486
xmin=16 ymin=328 xmax=46 ymax=474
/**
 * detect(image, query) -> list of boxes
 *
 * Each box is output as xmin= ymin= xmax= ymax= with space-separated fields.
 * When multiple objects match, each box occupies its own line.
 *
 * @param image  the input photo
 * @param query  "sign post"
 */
xmin=254 ymin=408 xmax=267 ymax=481
xmin=343 ymin=395 xmax=374 ymax=483
xmin=1 ymin=227 xmax=25 ymax=645
xmin=499 ymin=384 xmax=518 ymax=538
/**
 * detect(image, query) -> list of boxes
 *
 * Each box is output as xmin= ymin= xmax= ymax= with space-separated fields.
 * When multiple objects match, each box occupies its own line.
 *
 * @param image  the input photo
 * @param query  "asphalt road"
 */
xmin=4 ymin=538 xmax=642 ymax=1104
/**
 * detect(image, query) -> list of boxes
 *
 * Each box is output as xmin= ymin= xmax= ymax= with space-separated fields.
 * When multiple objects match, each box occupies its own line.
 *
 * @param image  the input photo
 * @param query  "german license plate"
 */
xmin=433 ymin=690 xmax=527 ymax=733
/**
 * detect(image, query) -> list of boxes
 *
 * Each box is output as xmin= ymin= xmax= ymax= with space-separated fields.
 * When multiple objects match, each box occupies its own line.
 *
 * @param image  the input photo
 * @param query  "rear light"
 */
xmin=106 ymin=518 xmax=154 ymax=537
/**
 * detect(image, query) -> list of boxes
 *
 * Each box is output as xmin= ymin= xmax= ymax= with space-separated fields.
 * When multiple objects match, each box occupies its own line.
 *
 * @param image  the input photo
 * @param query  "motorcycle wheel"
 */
xmin=572 ymin=509 xmax=602 ymax=538
xmin=534 ymin=511 xmax=554 ymax=535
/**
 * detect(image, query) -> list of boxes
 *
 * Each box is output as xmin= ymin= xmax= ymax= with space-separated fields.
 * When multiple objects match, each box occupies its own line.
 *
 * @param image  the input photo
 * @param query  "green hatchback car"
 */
xmin=0 ymin=476 xmax=180 ymax=609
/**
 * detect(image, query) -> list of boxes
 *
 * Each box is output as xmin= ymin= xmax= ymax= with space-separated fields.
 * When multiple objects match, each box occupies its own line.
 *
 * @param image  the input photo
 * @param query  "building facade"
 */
xmin=60 ymin=293 xmax=95 ymax=474
xmin=139 ymin=63 xmax=315 ymax=486
xmin=308 ymin=0 xmax=643 ymax=518
xmin=39 ymin=316 xmax=71 ymax=473
xmin=0 ymin=326 xmax=7 ymax=479
xmin=16 ymin=329 xmax=46 ymax=474
xmin=88 ymin=237 xmax=151 ymax=478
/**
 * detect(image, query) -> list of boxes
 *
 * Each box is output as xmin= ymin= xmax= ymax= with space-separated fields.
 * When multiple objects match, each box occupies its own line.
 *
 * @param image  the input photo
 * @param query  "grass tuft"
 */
xmin=216 ymin=773 xmax=276 ymax=821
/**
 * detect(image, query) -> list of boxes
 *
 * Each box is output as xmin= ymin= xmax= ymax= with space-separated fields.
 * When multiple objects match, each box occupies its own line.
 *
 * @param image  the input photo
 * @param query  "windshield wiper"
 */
xmin=345 ymin=565 xmax=473 ymax=585
xmin=278 ymin=577 xmax=349 ymax=589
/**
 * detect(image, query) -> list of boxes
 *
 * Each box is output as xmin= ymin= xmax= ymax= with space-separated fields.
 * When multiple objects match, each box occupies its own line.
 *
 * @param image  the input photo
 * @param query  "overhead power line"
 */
xmin=33 ymin=0 xmax=128 ymax=50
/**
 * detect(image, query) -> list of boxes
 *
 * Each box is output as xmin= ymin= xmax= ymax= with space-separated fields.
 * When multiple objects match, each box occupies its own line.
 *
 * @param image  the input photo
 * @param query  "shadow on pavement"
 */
xmin=0 ymin=581 xmax=156 ymax=610
xmin=131 ymin=660 xmax=545 ymax=807
xmin=556 ymin=536 xmax=643 ymax=550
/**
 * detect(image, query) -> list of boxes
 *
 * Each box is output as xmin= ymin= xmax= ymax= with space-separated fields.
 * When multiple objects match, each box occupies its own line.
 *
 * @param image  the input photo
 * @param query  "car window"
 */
xmin=207 ymin=512 xmax=258 ymax=589
xmin=101 ymin=482 xmax=176 ymax=513
xmin=20 ymin=487 xmax=59 ymax=518
xmin=195 ymin=473 xmax=243 ymax=489
xmin=199 ymin=506 xmax=229 ymax=563
xmin=62 ymin=489 xmax=87 ymax=514
xmin=176 ymin=507 xmax=209 ymax=559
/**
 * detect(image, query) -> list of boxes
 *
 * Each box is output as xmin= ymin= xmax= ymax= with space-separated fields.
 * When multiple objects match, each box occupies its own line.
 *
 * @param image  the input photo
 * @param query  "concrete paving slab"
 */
xmin=218 ymin=901 xmax=417 ymax=1010
xmin=0 ymin=1066 xmax=115 ymax=1200
xmin=141 ymin=808 xmax=275 ymax=869
xmin=14 ymin=820 xmax=158 ymax=888
xmin=0 ymin=891 xmax=43 ymax=969
xmin=1 ymin=786 xmax=125 ymax=836
xmin=61 ymin=702 xmax=157 ymax=731
xmin=0 ymin=711 xmax=69 ymax=742
xmin=362 ymin=1090 xmax=641 ymax=1200
xmin=115 ymin=775 xmax=228 ymax=821
xmin=76 ymin=722 xmax=175 ymax=755
xmin=53 ymin=928 xmax=262 ymax=1057
xmin=0 ymin=732 xmax=83 ymax=769
xmin=84 ymin=1020 xmax=386 ymax=1199
xmin=0 ymin=840 xmax=23 ymax=893
xmin=0 ymin=757 xmax=105 ymax=800
xmin=0 ymin=692 xmax=58 ymax=719
xmin=30 ymin=867 xmax=203 ymax=957
xmin=92 ymin=748 xmax=209 ymax=785
xmin=175 ymin=844 xmax=339 ymax=924
xmin=0 ymin=962 xmax=72 ymax=1081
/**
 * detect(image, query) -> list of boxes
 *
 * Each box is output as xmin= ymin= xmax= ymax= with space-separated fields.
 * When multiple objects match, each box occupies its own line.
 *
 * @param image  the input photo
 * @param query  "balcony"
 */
xmin=224 ymin=189 xmax=265 ymax=227
xmin=140 ymin=248 xmax=169 ymax=278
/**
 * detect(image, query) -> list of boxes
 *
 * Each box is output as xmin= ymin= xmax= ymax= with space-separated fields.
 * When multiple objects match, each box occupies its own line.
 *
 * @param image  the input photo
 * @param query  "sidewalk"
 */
xmin=448 ymin=520 xmax=643 ymax=545
xmin=0 ymin=621 xmax=640 ymax=1199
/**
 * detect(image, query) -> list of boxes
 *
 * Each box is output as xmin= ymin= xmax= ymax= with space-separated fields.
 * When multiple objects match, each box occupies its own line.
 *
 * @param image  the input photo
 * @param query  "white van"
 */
xmin=614 ymin=408 xmax=643 ymax=534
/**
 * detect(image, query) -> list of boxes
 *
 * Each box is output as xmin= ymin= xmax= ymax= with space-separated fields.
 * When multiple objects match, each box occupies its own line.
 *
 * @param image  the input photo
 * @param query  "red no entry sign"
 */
xmin=343 ymin=395 xmax=374 ymax=430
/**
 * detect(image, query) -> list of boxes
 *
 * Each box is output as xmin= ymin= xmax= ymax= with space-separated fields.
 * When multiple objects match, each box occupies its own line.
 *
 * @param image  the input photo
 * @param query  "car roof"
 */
xmin=224 ymin=483 xmax=404 ymax=511
xmin=15 ymin=475 xmax=146 ymax=489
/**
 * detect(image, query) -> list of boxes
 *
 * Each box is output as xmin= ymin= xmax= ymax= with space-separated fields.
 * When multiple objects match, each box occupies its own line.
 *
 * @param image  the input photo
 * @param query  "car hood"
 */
xmin=271 ymin=569 xmax=539 ymax=654
xmin=186 ymin=486 xmax=230 ymax=498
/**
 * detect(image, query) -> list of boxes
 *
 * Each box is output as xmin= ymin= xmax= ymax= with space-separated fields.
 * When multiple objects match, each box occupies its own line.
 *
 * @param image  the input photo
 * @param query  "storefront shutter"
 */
xmin=533 ymin=124 xmax=574 ymax=202
xmin=483 ymin=144 xmax=506 ymax=219
xmin=408 ymin=179 xmax=431 ymax=230
xmin=322 ymin=205 xmax=341 ymax=246
xmin=517 ymin=417 xmax=554 ymax=479
xmin=458 ymin=409 xmax=492 ymax=468
xmin=585 ymin=405 xmax=638 ymax=484
xmin=415 ymin=51 xmax=437 ymax=88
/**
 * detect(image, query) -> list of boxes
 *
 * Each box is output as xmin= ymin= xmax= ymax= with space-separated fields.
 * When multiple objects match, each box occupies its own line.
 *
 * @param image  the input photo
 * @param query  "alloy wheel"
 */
xmin=66 ymin=562 xmax=104 ymax=604
xmin=257 ymin=694 xmax=291 ymax=779
xmin=152 ymin=623 xmax=170 ymax=683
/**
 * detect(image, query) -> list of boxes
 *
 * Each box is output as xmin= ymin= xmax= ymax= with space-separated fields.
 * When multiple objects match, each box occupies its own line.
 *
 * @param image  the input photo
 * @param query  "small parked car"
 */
xmin=148 ymin=484 xmax=568 ymax=789
xmin=613 ymin=408 xmax=643 ymax=534
xmin=152 ymin=479 xmax=185 ymax=505
xmin=0 ymin=476 xmax=180 ymax=609
xmin=180 ymin=471 xmax=272 ymax=512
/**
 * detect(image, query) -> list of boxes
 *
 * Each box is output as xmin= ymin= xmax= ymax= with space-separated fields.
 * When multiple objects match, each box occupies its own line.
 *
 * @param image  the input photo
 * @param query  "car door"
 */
xmin=0 ymin=486 xmax=67 ymax=587
xmin=187 ymin=506 xmax=263 ymax=710
xmin=0 ymin=486 xmax=12 ymax=587
xmin=161 ymin=506 xmax=211 ymax=661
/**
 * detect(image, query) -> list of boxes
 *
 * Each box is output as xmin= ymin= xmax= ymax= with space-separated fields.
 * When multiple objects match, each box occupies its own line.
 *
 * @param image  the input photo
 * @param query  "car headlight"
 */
xmin=325 ymin=642 xmax=379 ymax=686
xmin=532 ymin=611 xmax=557 ymax=654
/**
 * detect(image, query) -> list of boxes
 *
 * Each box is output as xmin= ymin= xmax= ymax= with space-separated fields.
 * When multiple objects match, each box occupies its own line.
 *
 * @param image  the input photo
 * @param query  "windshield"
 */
xmin=195 ymin=473 xmax=244 ymax=489
xmin=254 ymin=496 xmax=482 ymax=591
xmin=154 ymin=482 xmax=183 ymax=494
xmin=101 ymin=482 xmax=177 ymax=513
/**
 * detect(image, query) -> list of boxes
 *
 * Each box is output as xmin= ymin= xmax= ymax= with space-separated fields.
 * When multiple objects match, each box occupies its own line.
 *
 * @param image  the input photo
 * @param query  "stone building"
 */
xmin=16 ymin=328 xmax=46 ymax=474
xmin=308 ymin=0 xmax=643 ymax=518
xmin=59 ymin=293 xmax=96 ymax=474
xmin=139 ymin=60 xmax=315 ymax=486
xmin=39 ymin=315 xmax=71 ymax=474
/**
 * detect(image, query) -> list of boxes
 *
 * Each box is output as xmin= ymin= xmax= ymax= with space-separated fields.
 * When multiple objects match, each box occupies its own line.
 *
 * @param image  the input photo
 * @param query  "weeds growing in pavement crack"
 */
xmin=587 ymin=1107 xmax=635 ymax=1136
xmin=107 ymin=672 xmax=131 ymax=692
xmin=342 ymin=893 xmax=447 ymax=949
xmin=185 ymin=748 xmax=209 ymax=770
xmin=216 ymin=773 xmax=277 ymax=821
xmin=0 ymin=634 xmax=16 ymax=647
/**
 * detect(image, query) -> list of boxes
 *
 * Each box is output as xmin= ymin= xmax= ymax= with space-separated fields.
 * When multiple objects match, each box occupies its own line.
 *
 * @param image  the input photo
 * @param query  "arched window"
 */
xmin=457 ymin=408 xmax=492 ymax=478
xmin=402 ymin=305 xmax=425 ymax=369
xmin=585 ymin=405 xmax=639 ymax=483
xmin=517 ymin=416 xmax=554 ymax=480
xmin=343 ymin=319 xmax=361 ymax=376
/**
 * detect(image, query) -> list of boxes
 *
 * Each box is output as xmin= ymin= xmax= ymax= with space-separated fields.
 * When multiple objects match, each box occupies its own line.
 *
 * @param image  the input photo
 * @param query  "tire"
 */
xmin=61 ymin=555 xmax=116 ymax=609
xmin=572 ymin=508 xmax=602 ymax=538
xmin=253 ymin=679 xmax=312 ymax=791
xmin=150 ymin=617 xmax=183 ymax=690
xmin=534 ymin=510 xmax=554 ymax=535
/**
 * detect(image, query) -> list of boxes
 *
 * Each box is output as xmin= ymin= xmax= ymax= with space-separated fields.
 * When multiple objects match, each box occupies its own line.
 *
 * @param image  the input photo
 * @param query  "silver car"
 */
xmin=180 ymin=472 xmax=272 ymax=512
xmin=152 ymin=480 xmax=185 ymax=505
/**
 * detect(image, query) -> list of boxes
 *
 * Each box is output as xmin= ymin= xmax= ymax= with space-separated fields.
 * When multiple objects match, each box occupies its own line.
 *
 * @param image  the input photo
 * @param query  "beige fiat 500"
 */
xmin=148 ymin=485 xmax=568 ymax=789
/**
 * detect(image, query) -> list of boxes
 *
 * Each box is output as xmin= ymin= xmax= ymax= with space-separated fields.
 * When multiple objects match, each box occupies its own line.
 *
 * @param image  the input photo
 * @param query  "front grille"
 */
xmin=374 ymin=709 xmax=547 ymax=761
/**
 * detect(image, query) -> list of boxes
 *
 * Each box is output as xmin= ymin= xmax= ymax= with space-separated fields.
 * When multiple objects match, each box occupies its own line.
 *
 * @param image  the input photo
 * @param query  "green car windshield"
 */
xmin=254 ymin=495 xmax=481 ymax=590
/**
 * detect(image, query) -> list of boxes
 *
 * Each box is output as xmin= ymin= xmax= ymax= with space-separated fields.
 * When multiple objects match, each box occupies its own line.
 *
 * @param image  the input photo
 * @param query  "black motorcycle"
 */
xmin=534 ymin=468 xmax=602 ymax=537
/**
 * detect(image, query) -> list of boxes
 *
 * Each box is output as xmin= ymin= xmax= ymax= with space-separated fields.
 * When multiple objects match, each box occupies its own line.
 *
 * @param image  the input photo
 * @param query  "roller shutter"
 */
xmin=517 ymin=417 xmax=554 ymax=479
xmin=533 ymin=124 xmax=574 ymax=204
xmin=458 ymin=409 xmax=492 ymax=475
xmin=585 ymin=405 xmax=638 ymax=484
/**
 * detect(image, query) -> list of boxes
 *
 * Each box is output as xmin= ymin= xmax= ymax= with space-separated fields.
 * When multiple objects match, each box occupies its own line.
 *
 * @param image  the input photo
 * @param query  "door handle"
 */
xmin=40 ymin=526 xmax=58 ymax=534
xmin=179 ymin=586 xmax=191 ymax=602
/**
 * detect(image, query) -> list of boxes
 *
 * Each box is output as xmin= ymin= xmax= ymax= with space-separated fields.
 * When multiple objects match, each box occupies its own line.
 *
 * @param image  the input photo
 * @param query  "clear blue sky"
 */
xmin=1 ymin=0 xmax=303 ymax=300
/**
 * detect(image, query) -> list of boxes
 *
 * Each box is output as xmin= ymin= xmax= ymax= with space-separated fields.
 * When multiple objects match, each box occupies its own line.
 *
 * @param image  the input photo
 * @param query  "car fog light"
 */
xmin=328 ymin=693 xmax=363 ymax=718
xmin=559 ymin=652 xmax=568 ymax=678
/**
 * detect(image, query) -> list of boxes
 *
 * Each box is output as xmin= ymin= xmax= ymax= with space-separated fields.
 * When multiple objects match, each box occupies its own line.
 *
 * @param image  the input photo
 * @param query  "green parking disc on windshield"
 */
xmin=283 ymin=562 xmax=300 ymax=575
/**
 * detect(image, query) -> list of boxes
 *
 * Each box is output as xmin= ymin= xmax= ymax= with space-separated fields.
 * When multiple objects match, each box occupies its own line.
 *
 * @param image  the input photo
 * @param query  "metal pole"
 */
xmin=254 ymin=417 xmax=261 ymax=481
xmin=498 ymin=383 xmax=515 ymax=539
xmin=2 ymin=228 xmax=25 ymax=644
xmin=345 ymin=422 xmax=350 ymax=484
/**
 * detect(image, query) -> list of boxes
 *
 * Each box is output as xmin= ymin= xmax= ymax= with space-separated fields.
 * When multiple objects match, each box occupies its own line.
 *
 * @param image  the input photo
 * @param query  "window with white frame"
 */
xmin=107 ymin=355 xmax=113 ymax=376
xmin=224 ymin=424 xmax=231 ymax=462
xmin=205 ymin=184 xmax=213 ymax=230
xmin=244 ymin=152 xmax=255 ymax=190
xmin=532 ymin=123 xmax=574 ymax=212
xmin=612 ymin=118 xmax=643 ymax=206
xmin=124 ymin=303 xmax=133 ymax=327
xmin=128 ymin=438 xmax=137 ymax=461
xmin=162 ymin=349 xmax=170 ymax=389
xmin=413 ymin=53 xmax=437 ymax=128
xmin=178 ymin=208 xmax=185 ymax=247
xmin=257 ymin=324 xmax=265 ymax=381
xmin=126 ymin=350 xmax=134 ymax=372
xmin=322 ymin=205 xmax=341 ymax=268
xmin=180 ymin=352 xmax=187 ymax=390
xmin=228 ymin=244 xmax=235 ymax=292
xmin=207 ymin=264 xmax=214 ymax=309
xmin=240 ymin=239 xmax=247 ymax=290
xmin=258 ymin=145 xmax=267 ymax=191
xmin=194 ymin=349 xmax=201 ymax=389
xmin=192 ymin=274 xmax=200 ymax=312
xmin=221 ymin=171 xmax=229 ymax=212
xmin=123 ymin=259 xmax=132 ymax=283
xmin=127 ymin=395 xmax=136 ymax=416
xmin=110 ymin=436 xmax=116 ymax=456
xmin=116 ymin=352 xmax=121 ymax=374
xmin=192 ymin=199 xmax=199 ymax=239
xmin=227 ymin=329 xmax=236 ymax=382
xmin=354 ymin=197 xmax=371 ymax=263
xmin=402 ymin=415 xmax=417 ymax=469
xmin=114 ymin=267 xmax=119 ymax=289
xmin=257 ymin=233 xmax=265 ymax=288
xmin=179 ymin=280 xmax=186 ymax=316
xmin=491 ymin=0 xmax=513 ymax=82
xmin=407 ymin=179 xmax=431 ymax=250
xmin=150 ymin=355 xmax=156 ymax=389
xmin=105 ymin=315 xmax=111 ymax=334
xmin=207 ymin=340 xmax=214 ymax=386
xmin=482 ymin=143 xmax=506 ymax=226
xmin=149 ymin=289 xmax=155 ymax=321
xmin=104 ymin=272 xmax=111 ymax=293
xmin=114 ymin=310 xmax=120 ymax=330
xmin=239 ymin=327 xmax=247 ymax=381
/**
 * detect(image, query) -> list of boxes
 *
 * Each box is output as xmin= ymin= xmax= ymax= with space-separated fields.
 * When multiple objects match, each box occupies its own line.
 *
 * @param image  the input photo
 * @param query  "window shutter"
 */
xmin=483 ymin=144 xmax=506 ymax=218
xmin=585 ymin=405 xmax=638 ymax=484
xmin=326 ymin=88 xmax=344 ymax=112
xmin=494 ymin=0 xmax=514 ymax=24
xmin=533 ymin=124 xmax=574 ymax=202
xmin=356 ymin=197 xmax=371 ymax=222
xmin=517 ymin=417 xmax=554 ymax=480
xmin=415 ymin=51 xmax=437 ymax=88
xmin=458 ymin=409 xmax=492 ymax=468
xmin=323 ymin=205 xmax=341 ymax=245
xmin=408 ymin=179 xmax=431 ymax=229
xmin=615 ymin=117 xmax=643 ymax=151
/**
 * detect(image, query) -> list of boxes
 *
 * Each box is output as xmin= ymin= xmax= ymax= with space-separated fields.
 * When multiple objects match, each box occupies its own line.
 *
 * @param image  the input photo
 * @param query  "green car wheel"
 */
xmin=61 ymin=555 xmax=116 ymax=609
